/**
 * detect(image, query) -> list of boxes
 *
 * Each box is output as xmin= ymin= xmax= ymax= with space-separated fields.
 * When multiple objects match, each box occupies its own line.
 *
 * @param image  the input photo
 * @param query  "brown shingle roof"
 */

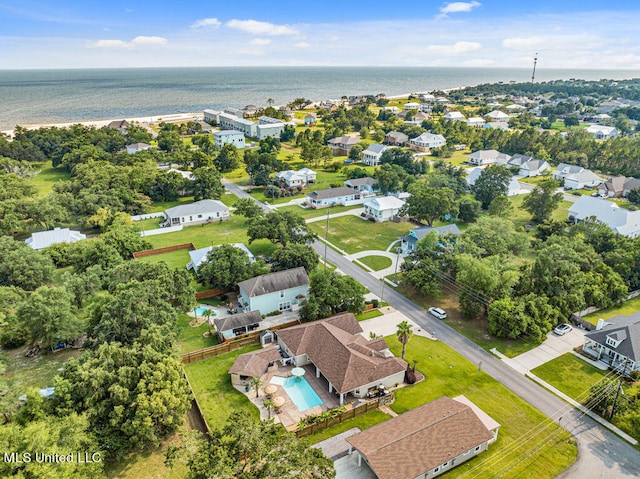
xmin=229 ymin=347 xmax=281 ymax=378
xmin=237 ymin=267 xmax=309 ymax=298
xmin=277 ymin=314 xmax=406 ymax=394
xmin=346 ymin=396 xmax=495 ymax=479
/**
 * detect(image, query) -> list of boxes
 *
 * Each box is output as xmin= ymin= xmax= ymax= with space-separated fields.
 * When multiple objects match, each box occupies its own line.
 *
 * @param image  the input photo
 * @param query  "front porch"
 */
xmin=582 ymin=342 xmax=635 ymax=374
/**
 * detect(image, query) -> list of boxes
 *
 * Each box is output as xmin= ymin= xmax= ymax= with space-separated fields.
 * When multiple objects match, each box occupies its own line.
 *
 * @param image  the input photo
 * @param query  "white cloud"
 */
xmin=440 ymin=1 xmax=481 ymax=15
xmin=191 ymin=18 xmax=221 ymax=29
xmin=89 ymin=36 xmax=168 ymax=49
xmin=421 ymin=41 xmax=482 ymax=55
xmin=463 ymin=58 xmax=495 ymax=66
xmin=502 ymin=36 xmax=546 ymax=51
xmin=131 ymin=36 xmax=167 ymax=46
xmin=226 ymin=19 xmax=297 ymax=36
xmin=294 ymin=42 xmax=310 ymax=48
xmin=250 ymin=38 xmax=271 ymax=46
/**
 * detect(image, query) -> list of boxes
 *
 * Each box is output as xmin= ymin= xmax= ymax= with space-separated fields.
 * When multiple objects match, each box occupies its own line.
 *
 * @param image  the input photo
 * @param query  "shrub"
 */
xmin=371 ymin=299 xmax=379 ymax=308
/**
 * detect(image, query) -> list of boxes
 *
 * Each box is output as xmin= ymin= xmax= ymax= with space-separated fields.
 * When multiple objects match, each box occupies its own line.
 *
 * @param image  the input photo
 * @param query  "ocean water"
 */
xmin=1 ymin=67 xmax=639 ymax=130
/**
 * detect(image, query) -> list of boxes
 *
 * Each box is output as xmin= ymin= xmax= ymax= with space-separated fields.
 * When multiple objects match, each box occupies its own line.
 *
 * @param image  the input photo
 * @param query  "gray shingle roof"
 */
xmin=362 ymin=143 xmax=387 ymax=155
xmin=586 ymin=313 xmax=640 ymax=362
xmin=165 ymin=199 xmax=229 ymax=218
xmin=345 ymin=177 xmax=378 ymax=187
xmin=238 ymin=267 xmax=309 ymax=298
xmin=214 ymin=310 xmax=262 ymax=333
xmin=307 ymin=186 xmax=359 ymax=200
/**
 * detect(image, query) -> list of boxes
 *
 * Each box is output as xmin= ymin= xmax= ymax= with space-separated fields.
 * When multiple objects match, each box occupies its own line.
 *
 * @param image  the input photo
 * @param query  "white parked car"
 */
xmin=428 ymin=307 xmax=447 ymax=320
xmin=553 ymin=323 xmax=573 ymax=336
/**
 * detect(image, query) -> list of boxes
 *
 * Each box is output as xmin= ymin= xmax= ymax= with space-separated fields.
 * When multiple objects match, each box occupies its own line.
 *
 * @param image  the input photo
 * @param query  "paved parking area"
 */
xmin=312 ymin=427 xmax=361 ymax=460
xmin=509 ymin=327 xmax=586 ymax=372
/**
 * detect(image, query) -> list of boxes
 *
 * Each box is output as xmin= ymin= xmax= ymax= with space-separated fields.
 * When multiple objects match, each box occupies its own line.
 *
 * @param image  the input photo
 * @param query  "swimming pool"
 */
xmin=270 ymin=375 xmax=323 ymax=411
xmin=193 ymin=306 xmax=219 ymax=317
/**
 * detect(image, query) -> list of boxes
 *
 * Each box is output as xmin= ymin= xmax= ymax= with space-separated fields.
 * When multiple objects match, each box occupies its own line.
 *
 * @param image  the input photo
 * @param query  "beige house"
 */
xmin=346 ymin=396 xmax=500 ymax=479
xmin=276 ymin=313 xmax=407 ymax=404
xmin=229 ymin=347 xmax=282 ymax=387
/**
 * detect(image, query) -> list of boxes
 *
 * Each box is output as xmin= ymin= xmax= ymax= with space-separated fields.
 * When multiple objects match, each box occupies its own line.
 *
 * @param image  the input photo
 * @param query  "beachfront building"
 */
xmin=203 ymin=109 xmax=285 ymax=140
xmin=237 ymin=267 xmax=310 ymax=316
xmin=410 ymin=133 xmax=446 ymax=152
xmin=304 ymin=113 xmax=317 ymax=126
xmin=106 ymin=120 xmax=130 ymax=134
xmin=346 ymin=396 xmax=500 ymax=479
xmin=213 ymin=130 xmax=246 ymax=149
xmin=25 ymin=227 xmax=86 ymax=250
xmin=163 ymin=199 xmax=230 ymax=226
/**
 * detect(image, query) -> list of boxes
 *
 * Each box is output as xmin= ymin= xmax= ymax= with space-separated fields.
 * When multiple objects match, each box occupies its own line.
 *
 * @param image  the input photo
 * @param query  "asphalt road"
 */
xmin=224 ymin=179 xmax=640 ymax=478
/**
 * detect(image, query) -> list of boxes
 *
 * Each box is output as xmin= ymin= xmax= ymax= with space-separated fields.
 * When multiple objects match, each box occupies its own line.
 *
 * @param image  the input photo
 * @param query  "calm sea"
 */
xmin=1 ymin=67 xmax=639 ymax=130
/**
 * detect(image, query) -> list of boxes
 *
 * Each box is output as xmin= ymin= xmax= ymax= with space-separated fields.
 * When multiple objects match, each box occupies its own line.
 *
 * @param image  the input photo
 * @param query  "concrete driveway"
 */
xmin=509 ymin=327 xmax=586 ymax=372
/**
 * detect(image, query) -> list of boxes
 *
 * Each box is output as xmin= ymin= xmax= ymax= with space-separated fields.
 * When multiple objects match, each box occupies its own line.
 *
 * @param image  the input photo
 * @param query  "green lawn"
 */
xmin=508 ymin=195 xmax=572 ymax=229
xmin=139 ymin=216 xmax=278 ymax=257
xmin=445 ymin=149 xmax=473 ymax=167
xmin=2 ymin=347 xmax=80 ymax=407
xmin=176 ymin=312 xmax=218 ymax=354
xmin=148 ymin=196 xmax=195 ymax=214
xmin=184 ymin=345 xmax=261 ymax=431
xmin=386 ymin=335 xmax=577 ymax=479
xmin=27 ymin=161 xmax=70 ymax=196
xmin=137 ymin=249 xmax=192 ymax=270
xmin=278 ymin=204 xmax=362 ymax=220
xmin=355 ymin=309 xmax=384 ymax=321
xmin=583 ymin=296 xmax=640 ymax=325
xmin=309 ymin=215 xmax=409 ymax=254
xmin=304 ymin=410 xmax=392 ymax=445
xmin=531 ymin=353 xmax=610 ymax=402
xmin=394 ymin=284 xmax=538 ymax=358
xmin=358 ymin=255 xmax=393 ymax=271
xmin=517 ymin=175 xmax=554 ymax=186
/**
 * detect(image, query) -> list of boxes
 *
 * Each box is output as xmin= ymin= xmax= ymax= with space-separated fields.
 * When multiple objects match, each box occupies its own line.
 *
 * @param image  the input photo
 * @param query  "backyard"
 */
xmin=582 ymin=296 xmax=640 ymax=325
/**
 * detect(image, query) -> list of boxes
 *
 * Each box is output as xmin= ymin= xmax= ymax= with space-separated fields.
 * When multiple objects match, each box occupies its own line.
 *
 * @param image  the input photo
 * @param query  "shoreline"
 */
xmin=0 ymin=87 xmax=469 ymax=137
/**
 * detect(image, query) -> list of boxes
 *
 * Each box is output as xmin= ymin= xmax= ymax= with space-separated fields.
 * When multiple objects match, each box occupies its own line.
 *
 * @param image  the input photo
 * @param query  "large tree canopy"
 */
xmin=198 ymin=244 xmax=268 ymax=290
xmin=247 ymin=211 xmax=316 ymax=246
xmin=0 ymin=236 xmax=54 ymax=291
xmin=522 ymin=180 xmax=563 ymax=223
xmin=402 ymin=182 xmax=459 ymax=227
xmin=270 ymin=243 xmax=319 ymax=273
xmin=471 ymin=164 xmax=512 ymax=209
xmin=167 ymin=413 xmax=334 ymax=479
xmin=299 ymin=269 xmax=365 ymax=321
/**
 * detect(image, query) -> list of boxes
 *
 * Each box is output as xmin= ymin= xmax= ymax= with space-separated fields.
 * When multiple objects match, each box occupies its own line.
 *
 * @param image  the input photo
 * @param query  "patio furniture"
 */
xmin=272 ymin=396 xmax=285 ymax=412
xmin=264 ymin=384 xmax=277 ymax=398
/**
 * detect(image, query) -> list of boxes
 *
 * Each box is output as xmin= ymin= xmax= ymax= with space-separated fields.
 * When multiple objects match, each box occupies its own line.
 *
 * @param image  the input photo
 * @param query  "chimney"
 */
xmin=596 ymin=318 xmax=606 ymax=331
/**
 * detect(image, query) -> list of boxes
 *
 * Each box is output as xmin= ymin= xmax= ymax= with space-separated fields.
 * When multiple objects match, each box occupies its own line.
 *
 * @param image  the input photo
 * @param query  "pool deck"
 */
xmin=237 ymin=363 xmax=357 ymax=430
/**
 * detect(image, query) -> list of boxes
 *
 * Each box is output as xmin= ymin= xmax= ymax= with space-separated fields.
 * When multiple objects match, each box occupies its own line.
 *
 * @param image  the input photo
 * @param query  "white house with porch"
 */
xmin=275 ymin=167 xmax=317 ymax=187
xmin=276 ymin=313 xmax=407 ymax=405
xmin=410 ymin=133 xmax=446 ymax=152
xmin=163 ymin=199 xmax=230 ymax=226
xmin=582 ymin=313 xmax=640 ymax=375
xmin=361 ymin=143 xmax=389 ymax=166
xmin=363 ymin=196 xmax=405 ymax=222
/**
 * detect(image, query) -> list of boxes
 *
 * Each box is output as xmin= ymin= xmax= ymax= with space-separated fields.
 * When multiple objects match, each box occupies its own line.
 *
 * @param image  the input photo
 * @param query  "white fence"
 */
xmin=131 ymin=212 xmax=166 ymax=221
xmin=139 ymin=225 xmax=183 ymax=237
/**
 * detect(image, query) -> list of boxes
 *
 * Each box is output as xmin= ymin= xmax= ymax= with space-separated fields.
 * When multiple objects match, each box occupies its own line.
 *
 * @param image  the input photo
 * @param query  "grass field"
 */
xmin=583 ymin=296 xmax=640 ymax=325
xmin=386 ymin=335 xmax=577 ymax=479
xmin=27 ymin=161 xmax=70 ymax=196
xmin=304 ymin=410 xmax=392 ymax=444
xmin=508 ymin=195 xmax=572 ymax=228
xmin=184 ymin=345 xmax=261 ymax=431
xmin=531 ymin=353 xmax=610 ymax=402
xmin=358 ymin=255 xmax=393 ymax=271
xmin=394 ymin=284 xmax=538 ymax=358
xmin=309 ymin=215 xmax=409 ymax=254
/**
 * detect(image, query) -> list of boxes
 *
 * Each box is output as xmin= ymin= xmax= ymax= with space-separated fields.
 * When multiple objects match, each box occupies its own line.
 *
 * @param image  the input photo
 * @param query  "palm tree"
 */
xmin=263 ymin=399 xmax=274 ymax=420
xmin=203 ymin=308 xmax=213 ymax=333
xmin=267 ymin=98 xmax=274 ymax=107
xmin=249 ymin=376 xmax=263 ymax=398
xmin=396 ymin=321 xmax=413 ymax=360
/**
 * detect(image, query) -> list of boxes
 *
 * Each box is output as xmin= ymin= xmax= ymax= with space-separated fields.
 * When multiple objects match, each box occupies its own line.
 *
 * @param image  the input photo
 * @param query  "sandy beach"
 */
xmin=1 ymin=112 xmax=202 ymax=139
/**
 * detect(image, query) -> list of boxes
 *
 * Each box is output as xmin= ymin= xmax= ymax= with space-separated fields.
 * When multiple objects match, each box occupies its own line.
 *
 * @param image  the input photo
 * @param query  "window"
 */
xmin=433 ymin=467 xmax=440 ymax=473
xmin=198 ymin=214 xmax=203 ymax=219
xmin=442 ymin=462 xmax=449 ymax=467
xmin=279 ymin=301 xmax=291 ymax=311
xmin=280 ymin=290 xmax=285 ymax=298
xmin=475 ymin=445 xmax=481 ymax=452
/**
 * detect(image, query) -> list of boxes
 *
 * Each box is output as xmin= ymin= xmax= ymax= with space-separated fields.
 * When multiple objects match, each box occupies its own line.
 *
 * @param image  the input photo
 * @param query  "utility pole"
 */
xmin=531 ymin=53 xmax=538 ymax=83
xmin=610 ymin=358 xmax=628 ymax=419
xmin=394 ymin=245 xmax=401 ymax=283
xmin=323 ymin=206 xmax=331 ymax=271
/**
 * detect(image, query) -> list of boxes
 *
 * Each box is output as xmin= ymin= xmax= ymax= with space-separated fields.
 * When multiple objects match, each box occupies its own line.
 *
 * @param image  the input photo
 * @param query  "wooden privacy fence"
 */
xmin=182 ymin=371 xmax=211 ymax=434
xmin=195 ymin=288 xmax=231 ymax=300
xmin=132 ymin=242 xmax=195 ymax=258
xmin=180 ymin=319 xmax=301 ymax=364
xmin=295 ymin=400 xmax=382 ymax=438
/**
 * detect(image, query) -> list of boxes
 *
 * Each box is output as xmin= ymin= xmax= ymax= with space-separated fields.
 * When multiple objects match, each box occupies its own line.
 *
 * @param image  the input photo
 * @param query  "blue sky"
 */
xmin=1 ymin=0 xmax=639 ymax=69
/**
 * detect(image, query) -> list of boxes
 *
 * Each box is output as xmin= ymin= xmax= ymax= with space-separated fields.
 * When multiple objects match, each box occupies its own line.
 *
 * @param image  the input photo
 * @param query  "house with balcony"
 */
xmin=275 ymin=167 xmax=316 ymax=187
xmin=344 ymin=177 xmax=379 ymax=194
xmin=410 ymin=133 xmax=446 ymax=152
xmin=361 ymin=143 xmax=389 ymax=166
xmin=384 ymin=131 xmax=409 ymax=146
xmin=213 ymin=130 xmax=246 ymax=149
xmin=237 ymin=267 xmax=309 ymax=316
xmin=328 ymin=136 xmax=361 ymax=156
xmin=443 ymin=111 xmax=465 ymax=122
xmin=466 ymin=117 xmax=486 ymax=128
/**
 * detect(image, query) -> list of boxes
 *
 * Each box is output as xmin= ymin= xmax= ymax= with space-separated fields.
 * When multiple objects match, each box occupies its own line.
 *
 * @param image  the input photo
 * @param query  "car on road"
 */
xmin=428 ymin=307 xmax=447 ymax=320
xmin=553 ymin=323 xmax=573 ymax=336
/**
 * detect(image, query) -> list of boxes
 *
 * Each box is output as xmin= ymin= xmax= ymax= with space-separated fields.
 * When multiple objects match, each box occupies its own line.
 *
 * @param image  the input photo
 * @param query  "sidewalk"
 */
xmin=490 ymin=348 xmax=638 ymax=445
xmin=306 ymin=207 xmax=364 ymax=223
